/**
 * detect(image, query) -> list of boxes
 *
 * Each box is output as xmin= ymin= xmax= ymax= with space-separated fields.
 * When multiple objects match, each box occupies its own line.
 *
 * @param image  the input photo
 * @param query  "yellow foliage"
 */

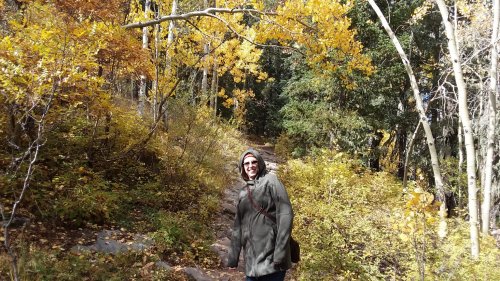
xmin=126 ymin=0 xmax=148 ymax=24
xmin=456 ymin=0 xmax=489 ymax=21
xmin=255 ymin=0 xmax=373 ymax=80
xmin=280 ymin=150 xmax=406 ymax=279
xmin=279 ymin=151 xmax=499 ymax=279
xmin=118 ymin=0 xmax=375 ymax=122
xmin=1 ymin=3 xmax=104 ymax=105
xmin=410 ymin=0 xmax=434 ymax=25
xmin=0 ymin=0 xmax=157 ymax=128
xmin=432 ymin=220 xmax=500 ymax=280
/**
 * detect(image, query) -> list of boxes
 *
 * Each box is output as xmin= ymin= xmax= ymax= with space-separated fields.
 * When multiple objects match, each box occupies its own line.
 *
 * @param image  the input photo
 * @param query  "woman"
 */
xmin=228 ymin=148 xmax=294 ymax=281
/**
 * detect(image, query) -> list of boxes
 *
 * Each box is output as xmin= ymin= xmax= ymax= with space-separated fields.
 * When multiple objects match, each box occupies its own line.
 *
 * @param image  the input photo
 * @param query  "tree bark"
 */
xmin=481 ymin=0 xmax=499 ymax=235
xmin=434 ymin=0 xmax=480 ymax=258
xmin=160 ymin=0 xmax=178 ymax=128
xmin=166 ymin=0 xmax=177 ymax=65
xmin=211 ymin=58 xmax=218 ymax=116
xmin=368 ymin=0 xmax=448 ymax=238
xmin=153 ymin=15 xmax=160 ymax=122
xmin=403 ymin=122 xmax=421 ymax=191
xmin=138 ymin=0 xmax=151 ymax=116
xmin=210 ymin=0 xmax=218 ymax=116
xmin=458 ymin=118 xmax=464 ymax=170
xmin=201 ymin=42 xmax=210 ymax=103
xmin=200 ymin=0 xmax=211 ymax=105
xmin=397 ymin=87 xmax=409 ymax=179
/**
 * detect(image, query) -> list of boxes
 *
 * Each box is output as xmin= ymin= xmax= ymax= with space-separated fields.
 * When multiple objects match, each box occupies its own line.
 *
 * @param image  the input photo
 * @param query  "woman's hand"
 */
xmin=273 ymin=261 xmax=284 ymax=271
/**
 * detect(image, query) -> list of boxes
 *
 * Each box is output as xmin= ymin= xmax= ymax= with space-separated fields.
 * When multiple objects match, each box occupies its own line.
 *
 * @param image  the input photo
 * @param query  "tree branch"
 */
xmin=2 ymin=80 xmax=56 ymax=281
xmin=122 ymin=8 xmax=277 ymax=29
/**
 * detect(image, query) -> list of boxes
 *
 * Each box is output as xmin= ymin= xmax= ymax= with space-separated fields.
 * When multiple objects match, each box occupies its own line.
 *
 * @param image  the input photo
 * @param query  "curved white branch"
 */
xmin=123 ymin=8 xmax=276 ymax=29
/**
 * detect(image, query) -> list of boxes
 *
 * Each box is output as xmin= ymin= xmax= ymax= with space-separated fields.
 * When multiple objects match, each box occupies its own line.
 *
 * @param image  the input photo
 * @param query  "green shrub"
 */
xmin=440 ymin=158 xmax=468 ymax=215
xmin=427 ymin=219 xmax=500 ymax=281
xmin=48 ymin=171 xmax=124 ymax=226
xmin=275 ymin=134 xmax=298 ymax=160
xmin=280 ymin=150 xmax=408 ymax=280
xmin=150 ymin=210 xmax=219 ymax=267
xmin=6 ymin=245 xmax=182 ymax=280
xmin=280 ymin=150 xmax=500 ymax=280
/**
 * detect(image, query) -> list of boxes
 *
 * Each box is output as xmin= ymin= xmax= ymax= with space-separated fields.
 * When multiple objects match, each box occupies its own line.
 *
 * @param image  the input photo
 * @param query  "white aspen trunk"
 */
xmin=482 ymin=0 xmax=499 ymax=235
xmin=153 ymin=20 xmax=160 ymax=122
xmin=139 ymin=0 xmax=151 ymax=116
xmin=458 ymin=118 xmax=464 ymax=171
xmin=453 ymin=1 xmax=464 ymax=173
xmin=201 ymin=43 xmax=210 ymax=103
xmin=200 ymin=0 xmax=211 ymax=105
xmin=210 ymin=0 xmax=218 ymax=116
xmin=211 ymin=58 xmax=218 ymax=116
xmin=166 ymin=0 xmax=177 ymax=66
xmin=368 ymin=0 xmax=448 ymax=238
xmin=190 ymin=69 xmax=198 ymax=105
xmin=475 ymin=75 xmax=485 ymax=187
xmin=434 ymin=0 xmax=480 ymax=258
xmin=151 ymin=1 xmax=162 ymax=121
xmin=403 ymin=122 xmax=422 ymax=191
xmin=162 ymin=0 xmax=177 ymax=127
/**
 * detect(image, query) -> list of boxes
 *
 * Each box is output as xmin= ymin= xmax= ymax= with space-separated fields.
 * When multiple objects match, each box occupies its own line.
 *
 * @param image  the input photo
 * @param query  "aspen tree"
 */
xmin=367 ymin=0 xmax=448 ymax=239
xmin=482 ymin=0 xmax=499 ymax=235
xmin=139 ymin=0 xmax=151 ymax=116
xmin=434 ymin=0 xmax=480 ymax=258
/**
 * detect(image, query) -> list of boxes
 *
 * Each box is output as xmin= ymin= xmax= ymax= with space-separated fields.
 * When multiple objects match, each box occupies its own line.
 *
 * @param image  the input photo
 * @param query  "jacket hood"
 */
xmin=238 ymin=148 xmax=267 ymax=181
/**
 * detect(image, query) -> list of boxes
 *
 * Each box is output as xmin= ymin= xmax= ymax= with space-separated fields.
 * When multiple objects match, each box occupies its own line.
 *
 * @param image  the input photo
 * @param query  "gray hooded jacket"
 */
xmin=227 ymin=148 xmax=293 ymax=277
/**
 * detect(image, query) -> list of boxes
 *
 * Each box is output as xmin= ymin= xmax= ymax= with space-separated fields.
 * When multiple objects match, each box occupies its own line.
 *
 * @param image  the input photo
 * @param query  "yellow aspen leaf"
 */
xmin=399 ymin=233 xmax=410 ymax=242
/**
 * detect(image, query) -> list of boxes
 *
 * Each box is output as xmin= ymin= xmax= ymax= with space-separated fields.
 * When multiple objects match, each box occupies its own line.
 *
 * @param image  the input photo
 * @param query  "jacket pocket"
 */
xmin=262 ymin=225 xmax=277 ymax=258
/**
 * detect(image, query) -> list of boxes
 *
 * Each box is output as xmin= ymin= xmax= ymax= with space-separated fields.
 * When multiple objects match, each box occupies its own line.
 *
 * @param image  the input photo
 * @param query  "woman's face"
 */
xmin=243 ymin=155 xmax=259 ymax=180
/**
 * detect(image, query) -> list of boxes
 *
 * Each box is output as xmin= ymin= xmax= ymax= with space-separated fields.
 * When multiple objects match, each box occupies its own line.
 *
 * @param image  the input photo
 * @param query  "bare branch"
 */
xmin=2 ymin=80 xmax=56 ymax=281
xmin=122 ymin=8 xmax=277 ymax=29
xmin=123 ymin=6 xmax=319 ymax=57
xmin=460 ymin=37 xmax=500 ymax=66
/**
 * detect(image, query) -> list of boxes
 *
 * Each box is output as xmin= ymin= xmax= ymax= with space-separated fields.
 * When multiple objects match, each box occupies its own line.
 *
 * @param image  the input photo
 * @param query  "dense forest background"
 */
xmin=1 ymin=0 xmax=499 ymax=280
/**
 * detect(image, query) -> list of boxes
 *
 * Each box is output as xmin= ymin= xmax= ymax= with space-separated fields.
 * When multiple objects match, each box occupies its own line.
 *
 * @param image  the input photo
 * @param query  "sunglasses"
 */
xmin=243 ymin=160 xmax=258 ymax=166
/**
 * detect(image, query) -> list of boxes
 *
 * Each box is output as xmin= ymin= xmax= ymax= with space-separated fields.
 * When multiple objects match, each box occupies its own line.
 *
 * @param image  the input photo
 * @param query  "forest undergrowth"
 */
xmin=0 ymin=100 xmax=246 ymax=280
xmin=277 ymin=149 xmax=500 ymax=280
